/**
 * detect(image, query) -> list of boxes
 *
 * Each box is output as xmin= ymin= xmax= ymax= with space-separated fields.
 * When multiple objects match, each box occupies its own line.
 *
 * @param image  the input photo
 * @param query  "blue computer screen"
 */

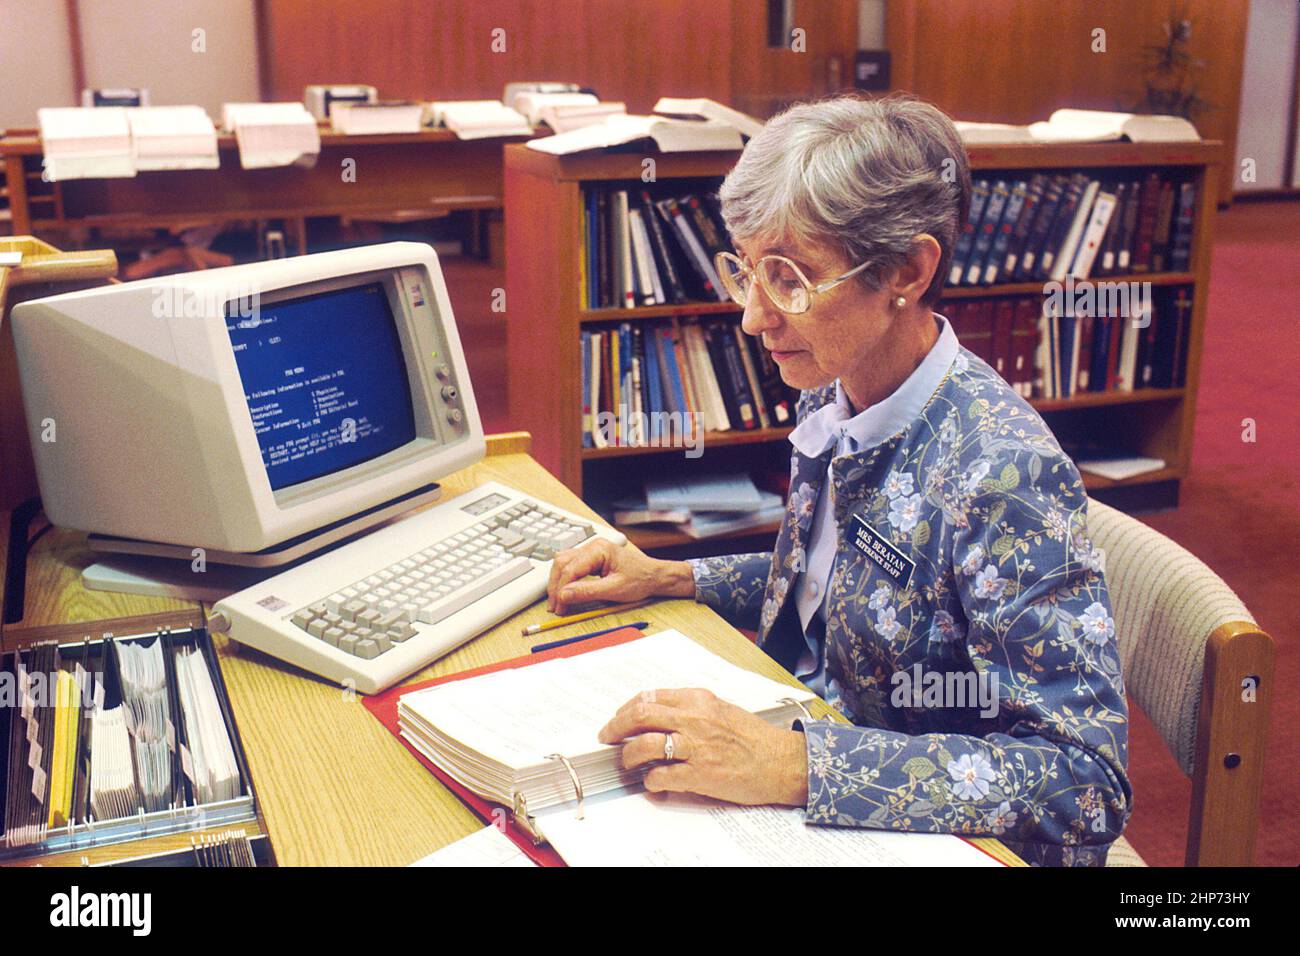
xmin=226 ymin=281 xmax=419 ymax=491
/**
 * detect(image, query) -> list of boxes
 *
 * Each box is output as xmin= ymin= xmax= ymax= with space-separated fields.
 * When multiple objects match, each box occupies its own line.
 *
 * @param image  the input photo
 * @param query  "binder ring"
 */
xmin=780 ymin=697 xmax=815 ymax=721
xmin=545 ymin=753 xmax=586 ymax=820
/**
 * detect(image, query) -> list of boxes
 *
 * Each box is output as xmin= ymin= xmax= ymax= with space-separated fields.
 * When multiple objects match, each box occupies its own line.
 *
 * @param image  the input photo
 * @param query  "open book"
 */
xmin=958 ymin=108 xmax=1199 ymax=145
xmin=394 ymin=629 xmax=1004 ymax=866
xmin=526 ymin=114 xmax=743 ymax=155
xmin=653 ymin=97 xmax=764 ymax=138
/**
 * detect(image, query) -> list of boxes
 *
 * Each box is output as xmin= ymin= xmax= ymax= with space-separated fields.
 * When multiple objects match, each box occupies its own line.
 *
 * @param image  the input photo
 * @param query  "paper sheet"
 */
xmin=538 ymin=791 xmax=1004 ymax=867
xmin=409 ymin=825 xmax=538 ymax=867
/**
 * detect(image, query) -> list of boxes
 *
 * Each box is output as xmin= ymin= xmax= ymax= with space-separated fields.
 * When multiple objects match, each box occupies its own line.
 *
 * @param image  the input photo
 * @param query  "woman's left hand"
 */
xmin=597 ymin=688 xmax=809 ymax=807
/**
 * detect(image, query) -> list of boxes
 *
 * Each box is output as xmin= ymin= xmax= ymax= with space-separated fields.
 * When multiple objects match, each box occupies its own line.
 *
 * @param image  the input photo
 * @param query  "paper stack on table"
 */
xmin=330 ymin=100 xmax=424 ymax=135
xmin=222 ymin=102 xmax=321 ymax=169
xmin=37 ymin=107 xmax=136 ymax=180
xmin=427 ymin=100 xmax=532 ymax=139
xmin=125 ymin=106 xmax=219 ymax=171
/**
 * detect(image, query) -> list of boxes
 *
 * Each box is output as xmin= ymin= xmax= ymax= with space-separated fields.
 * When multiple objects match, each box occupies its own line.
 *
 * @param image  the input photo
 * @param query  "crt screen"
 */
xmin=226 ymin=281 xmax=419 ymax=491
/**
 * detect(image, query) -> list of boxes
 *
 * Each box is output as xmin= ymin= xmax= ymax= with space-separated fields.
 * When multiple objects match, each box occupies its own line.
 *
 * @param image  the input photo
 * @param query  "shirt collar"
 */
xmin=788 ymin=314 xmax=959 ymax=458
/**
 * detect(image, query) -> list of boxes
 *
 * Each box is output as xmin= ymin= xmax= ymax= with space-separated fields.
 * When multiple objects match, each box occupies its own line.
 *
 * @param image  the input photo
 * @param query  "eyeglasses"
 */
xmin=714 ymin=251 xmax=873 ymax=315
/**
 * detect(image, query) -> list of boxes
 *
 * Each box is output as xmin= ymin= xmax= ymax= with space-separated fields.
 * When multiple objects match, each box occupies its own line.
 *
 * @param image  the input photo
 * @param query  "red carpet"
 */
xmin=446 ymin=199 xmax=1299 ymax=867
xmin=1123 ymin=199 xmax=1299 ymax=866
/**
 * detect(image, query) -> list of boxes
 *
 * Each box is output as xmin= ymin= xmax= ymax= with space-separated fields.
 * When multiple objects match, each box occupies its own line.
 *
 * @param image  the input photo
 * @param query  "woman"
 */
xmin=547 ymin=93 xmax=1130 ymax=866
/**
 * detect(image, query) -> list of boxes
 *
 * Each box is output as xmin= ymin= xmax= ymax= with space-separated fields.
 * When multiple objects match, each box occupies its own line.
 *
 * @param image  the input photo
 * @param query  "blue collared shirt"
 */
xmin=786 ymin=314 xmax=960 ymax=694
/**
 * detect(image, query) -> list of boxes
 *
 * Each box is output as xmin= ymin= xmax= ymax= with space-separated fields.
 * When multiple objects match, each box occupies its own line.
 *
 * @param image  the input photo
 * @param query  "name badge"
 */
xmin=849 ymin=513 xmax=916 ymax=588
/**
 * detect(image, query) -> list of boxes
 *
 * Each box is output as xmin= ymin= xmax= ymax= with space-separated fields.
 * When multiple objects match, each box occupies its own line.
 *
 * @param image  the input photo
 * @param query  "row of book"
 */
xmin=947 ymin=286 xmax=1192 ymax=400
xmin=580 ymin=315 xmax=796 ymax=448
xmin=581 ymin=185 xmax=731 ymax=309
xmin=949 ymin=170 xmax=1197 ymax=287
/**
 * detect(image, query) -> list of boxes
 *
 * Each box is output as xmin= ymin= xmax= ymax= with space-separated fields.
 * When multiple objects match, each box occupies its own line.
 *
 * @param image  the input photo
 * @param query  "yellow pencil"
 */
xmin=522 ymin=600 xmax=650 ymax=636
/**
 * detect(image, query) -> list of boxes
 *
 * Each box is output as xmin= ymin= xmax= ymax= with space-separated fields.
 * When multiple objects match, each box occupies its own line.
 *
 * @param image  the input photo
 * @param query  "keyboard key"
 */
xmin=292 ymin=609 xmax=314 ymax=629
xmin=388 ymin=624 xmax=417 ymax=643
xmin=340 ymin=600 xmax=368 ymax=622
xmin=415 ymin=557 xmax=531 ymax=625
xmin=322 ymin=627 xmax=345 ymax=647
xmin=307 ymin=619 xmax=328 ymax=638
xmin=354 ymin=639 xmax=381 ymax=660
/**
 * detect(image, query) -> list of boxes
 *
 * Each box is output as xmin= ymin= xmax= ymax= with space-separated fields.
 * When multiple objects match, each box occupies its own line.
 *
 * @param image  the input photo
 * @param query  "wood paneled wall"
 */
xmin=886 ymin=0 xmax=1249 ymax=199
xmin=258 ymin=0 xmax=859 ymax=118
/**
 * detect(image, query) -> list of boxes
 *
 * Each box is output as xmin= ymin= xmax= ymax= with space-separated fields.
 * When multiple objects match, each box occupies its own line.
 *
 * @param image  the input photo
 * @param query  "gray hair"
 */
xmin=719 ymin=93 xmax=971 ymax=306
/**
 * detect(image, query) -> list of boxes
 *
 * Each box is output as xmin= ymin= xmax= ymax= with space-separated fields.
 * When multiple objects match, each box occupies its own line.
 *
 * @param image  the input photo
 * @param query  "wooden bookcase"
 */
xmin=504 ymin=139 xmax=1224 ymax=554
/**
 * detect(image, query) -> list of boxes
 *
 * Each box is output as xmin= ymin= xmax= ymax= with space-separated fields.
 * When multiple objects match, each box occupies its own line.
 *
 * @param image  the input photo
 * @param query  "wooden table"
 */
xmin=1 ymin=127 xmax=532 ymax=258
xmin=0 ymin=434 xmax=1021 ymax=867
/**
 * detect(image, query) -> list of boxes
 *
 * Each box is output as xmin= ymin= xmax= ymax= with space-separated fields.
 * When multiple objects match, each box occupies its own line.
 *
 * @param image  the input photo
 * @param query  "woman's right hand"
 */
xmin=546 ymin=538 xmax=695 ymax=615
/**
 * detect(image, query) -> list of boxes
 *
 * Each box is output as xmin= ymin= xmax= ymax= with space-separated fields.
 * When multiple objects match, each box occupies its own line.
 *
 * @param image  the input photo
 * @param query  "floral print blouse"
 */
xmin=688 ymin=348 xmax=1131 ymax=866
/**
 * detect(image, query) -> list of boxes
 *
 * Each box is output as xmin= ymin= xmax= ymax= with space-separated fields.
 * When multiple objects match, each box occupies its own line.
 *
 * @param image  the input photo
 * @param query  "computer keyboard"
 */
xmin=210 ymin=481 xmax=626 ymax=694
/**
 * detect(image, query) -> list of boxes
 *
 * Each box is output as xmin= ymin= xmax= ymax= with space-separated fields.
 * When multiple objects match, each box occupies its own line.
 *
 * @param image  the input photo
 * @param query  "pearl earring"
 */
xmin=894 ymin=296 xmax=907 ymax=309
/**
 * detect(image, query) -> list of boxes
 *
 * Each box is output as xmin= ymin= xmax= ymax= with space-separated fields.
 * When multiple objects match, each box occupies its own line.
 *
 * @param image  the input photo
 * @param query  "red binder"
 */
xmin=362 ymin=626 xmax=649 ymax=867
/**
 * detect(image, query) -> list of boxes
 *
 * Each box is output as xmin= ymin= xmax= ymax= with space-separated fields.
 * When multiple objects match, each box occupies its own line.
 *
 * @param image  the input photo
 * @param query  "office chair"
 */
xmin=1086 ymin=498 xmax=1276 ymax=866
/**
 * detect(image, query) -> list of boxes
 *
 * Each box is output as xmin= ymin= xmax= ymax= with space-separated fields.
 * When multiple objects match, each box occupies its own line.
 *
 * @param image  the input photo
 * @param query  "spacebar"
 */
xmin=416 ymin=558 xmax=534 ymax=626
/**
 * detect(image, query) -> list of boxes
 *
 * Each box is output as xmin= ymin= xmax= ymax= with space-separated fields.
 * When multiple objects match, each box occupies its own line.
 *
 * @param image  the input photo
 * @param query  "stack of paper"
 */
xmin=539 ymin=100 xmax=626 ymax=134
xmin=222 ymin=102 xmax=320 ymax=169
xmin=330 ymin=100 xmax=424 ymax=135
xmin=125 ymin=106 xmax=219 ymax=171
xmin=513 ymin=90 xmax=600 ymax=126
xmin=503 ymin=81 xmax=582 ymax=113
xmin=37 ymin=107 xmax=135 ymax=180
xmin=398 ymin=630 xmax=815 ymax=814
xmin=427 ymin=100 xmax=532 ymax=139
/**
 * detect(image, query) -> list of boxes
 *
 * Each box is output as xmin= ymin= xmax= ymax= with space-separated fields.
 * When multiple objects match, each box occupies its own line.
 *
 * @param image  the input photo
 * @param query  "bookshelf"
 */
xmin=505 ymin=139 xmax=1223 ymax=554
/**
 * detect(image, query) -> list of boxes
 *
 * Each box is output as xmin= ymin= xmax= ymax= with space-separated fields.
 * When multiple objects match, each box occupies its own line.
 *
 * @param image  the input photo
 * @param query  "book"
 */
xmin=428 ymin=99 xmax=532 ymax=139
xmin=539 ymin=101 xmax=627 ymax=133
xmin=949 ymin=178 xmax=990 ymax=285
xmin=1169 ymin=181 xmax=1197 ymax=272
xmin=1026 ymin=108 xmax=1200 ymax=143
xmin=967 ymin=180 xmax=1010 ymax=285
xmin=222 ymin=102 xmax=320 ymax=169
xmin=124 ymin=106 xmax=219 ymax=171
xmin=1041 ymin=174 xmax=1091 ymax=280
xmin=381 ymin=629 xmax=1001 ymax=867
xmin=330 ymin=100 xmax=423 ymax=135
xmin=1017 ymin=173 xmax=1068 ymax=280
xmin=984 ymin=179 xmax=1028 ymax=285
xmin=645 ymin=472 xmax=763 ymax=512
xmin=1067 ymin=187 xmax=1118 ymax=279
xmin=527 ymin=113 xmax=744 ymax=155
xmin=396 ymin=630 xmax=814 ymax=816
xmin=957 ymin=109 xmax=1199 ymax=144
xmin=1002 ymin=173 xmax=1047 ymax=279
xmin=37 ymin=107 xmax=135 ymax=180
xmin=652 ymin=97 xmax=764 ymax=138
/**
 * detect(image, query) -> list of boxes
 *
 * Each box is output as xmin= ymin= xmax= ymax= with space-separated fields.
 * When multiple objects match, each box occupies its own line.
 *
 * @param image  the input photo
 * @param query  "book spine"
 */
xmin=718 ymin=323 xmax=758 ymax=429
xmin=657 ymin=325 xmax=690 ymax=417
xmin=991 ymin=297 xmax=1016 ymax=379
xmin=968 ymin=179 xmax=1009 ymax=285
xmin=1018 ymin=174 xmax=1067 ymax=280
xmin=1169 ymin=181 xmax=1196 ymax=273
xmin=1132 ymin=171 xmax=1162 ymax=273
xmin=950 ymin=178 xmax=990 ymax=286
xmin=580 ymin=331 xmax=592 ymax=447
xmin=1116 ymin=178 xmax=1141 ymax=272
xmin=1046 ymin=176 xmax=1094 ymax=281
xmin=1097 ymin=181 xmax=1126 ymax=276
xmin=1069 ymin=187 xmax=1117 ymax=280
xmin=1003 ymin=173 xmax=1046 ymax=280
xmin=660 ymin=198 xmax=725 ymax=300
xmin=701 ymin=321 xmax=743 ymax=428
xmin=639 ymin=189 xmax=687 ymax=303
xmin=1150 ymin=179 xmax=1176 ymax=273
xmin=687 ymin=322 xmax=731 ymax=431
xmin=734 ymin=324 xmax=770 ymax=428
xmin=984 ymin=179 xmax=1027 ymax=285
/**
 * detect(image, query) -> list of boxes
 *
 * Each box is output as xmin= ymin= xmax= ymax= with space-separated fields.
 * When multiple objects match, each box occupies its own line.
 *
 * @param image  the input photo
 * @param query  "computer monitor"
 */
xmin=11 ymin=242 xmax=485 ymax=565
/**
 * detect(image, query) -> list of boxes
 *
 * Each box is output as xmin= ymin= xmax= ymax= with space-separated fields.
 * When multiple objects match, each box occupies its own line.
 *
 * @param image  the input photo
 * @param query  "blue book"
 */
xmin=656 ymin=326 xmax=689 ymax=417
xmin=643 ymin=323 xmax=664 ymax=441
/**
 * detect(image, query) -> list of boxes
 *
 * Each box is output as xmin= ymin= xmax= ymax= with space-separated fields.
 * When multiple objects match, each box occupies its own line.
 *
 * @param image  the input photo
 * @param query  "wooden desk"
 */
xmin=1 ymin=127 xmax=532 ymax=255
xmin=1 ymin=434 xmax=1021 ymax=867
